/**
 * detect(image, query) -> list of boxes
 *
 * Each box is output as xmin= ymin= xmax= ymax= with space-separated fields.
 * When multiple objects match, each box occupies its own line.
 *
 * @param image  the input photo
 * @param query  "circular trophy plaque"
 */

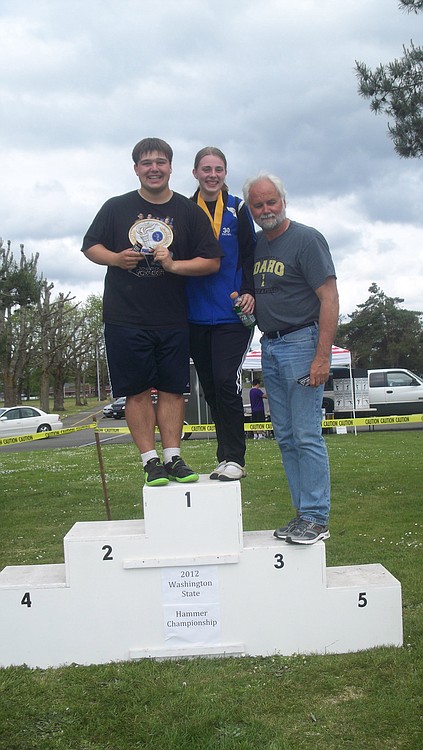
xmin=129 ymin=218 xmax=173 ymax=254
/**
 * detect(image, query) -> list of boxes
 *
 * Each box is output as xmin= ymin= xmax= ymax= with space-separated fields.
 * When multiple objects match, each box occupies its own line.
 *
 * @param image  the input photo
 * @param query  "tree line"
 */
xmin=0 ymin=239 xmax=107 ymax=411
xmin=1 ymin=241 xmax=422 ymax=410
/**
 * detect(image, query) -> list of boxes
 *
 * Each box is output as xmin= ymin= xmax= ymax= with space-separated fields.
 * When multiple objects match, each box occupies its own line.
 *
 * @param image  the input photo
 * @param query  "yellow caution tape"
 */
xmin=96 ymin=426 xmax=130 ymax=434
xmin=0 ymin=431 xmax=50 ymax=446
xmin=54 ymin=424 xmax=97 ymax=434
xmin=2 ymin=415 xmax=422 ymax=447
xmin=322 ymin=413 xmax=423 ymax=428
xmin=244 ymin=423 xmax=273 ymax=432
xmin=0 ymin=423 xmax=95 ymax=447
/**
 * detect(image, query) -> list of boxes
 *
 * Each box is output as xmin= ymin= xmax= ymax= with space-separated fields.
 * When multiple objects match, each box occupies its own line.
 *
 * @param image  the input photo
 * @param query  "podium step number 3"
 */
xmin=0 ymin=476 xmax=402 ymax=668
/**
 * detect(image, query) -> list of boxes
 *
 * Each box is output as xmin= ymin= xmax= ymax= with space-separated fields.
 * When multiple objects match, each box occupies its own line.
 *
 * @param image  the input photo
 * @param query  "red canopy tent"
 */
xmin=330 ymin=345 xmax=352 ymax=368
xmin=243 ymin=344 xmax=351 ymax=370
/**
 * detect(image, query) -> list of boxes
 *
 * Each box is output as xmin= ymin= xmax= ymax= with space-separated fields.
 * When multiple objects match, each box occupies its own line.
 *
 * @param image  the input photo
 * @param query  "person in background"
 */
xmin=249 ymin=378 xmax=267 ymax=438
xmin=82 ymin=137 xmax=222 ymax=487
xmin=186 ymin=146 xmax=256 ymax=481
xmin=243 ymin=171 xmax=339 ymax=544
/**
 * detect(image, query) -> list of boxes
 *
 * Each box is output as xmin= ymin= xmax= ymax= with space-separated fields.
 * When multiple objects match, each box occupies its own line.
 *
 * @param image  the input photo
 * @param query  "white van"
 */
xmin=367 ymin=368 xmax=423 ymax=416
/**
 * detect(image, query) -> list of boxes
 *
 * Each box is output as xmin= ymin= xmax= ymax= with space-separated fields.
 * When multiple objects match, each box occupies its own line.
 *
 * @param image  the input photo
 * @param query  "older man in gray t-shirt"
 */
xmin=244 ymin=172 xmax=339 ymax=545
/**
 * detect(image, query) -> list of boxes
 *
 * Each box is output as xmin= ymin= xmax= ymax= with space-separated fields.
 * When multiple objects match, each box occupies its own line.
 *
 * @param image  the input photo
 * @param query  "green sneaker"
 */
xmin=165 ymin=455 xmax=199 ymax=483
xmin=144 ymin=458 xmax=169 ymax=487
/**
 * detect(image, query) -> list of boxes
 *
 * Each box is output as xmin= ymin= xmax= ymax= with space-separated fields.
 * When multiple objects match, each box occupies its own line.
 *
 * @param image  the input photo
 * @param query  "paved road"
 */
xmin=0 ymin=408 xmax=134 ymax=454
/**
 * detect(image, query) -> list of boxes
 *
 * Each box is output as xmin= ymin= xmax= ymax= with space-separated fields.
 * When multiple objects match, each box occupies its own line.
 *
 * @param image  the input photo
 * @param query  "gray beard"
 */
xmin=257 ymin=210 xmax=286 ymax=231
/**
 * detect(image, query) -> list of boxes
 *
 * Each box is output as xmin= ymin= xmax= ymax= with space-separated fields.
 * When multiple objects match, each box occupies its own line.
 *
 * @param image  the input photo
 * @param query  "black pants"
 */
xmin=189 ymin=323 xmax=253 ymax=465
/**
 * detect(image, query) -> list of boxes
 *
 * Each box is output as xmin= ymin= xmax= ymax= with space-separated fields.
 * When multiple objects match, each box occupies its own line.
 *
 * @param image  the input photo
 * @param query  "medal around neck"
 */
xmin=129 ymin=218 xmax=173 ymax=255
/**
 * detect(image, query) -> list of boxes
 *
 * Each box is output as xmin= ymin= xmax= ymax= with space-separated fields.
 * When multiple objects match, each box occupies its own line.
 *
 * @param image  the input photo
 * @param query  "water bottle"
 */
xmin=230 ymin=291 xmax=256 ymax=329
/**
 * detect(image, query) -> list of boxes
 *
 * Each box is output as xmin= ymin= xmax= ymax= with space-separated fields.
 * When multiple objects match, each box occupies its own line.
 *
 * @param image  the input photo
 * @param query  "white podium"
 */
xmin=0 ymin=477 xmax=402 ymax=668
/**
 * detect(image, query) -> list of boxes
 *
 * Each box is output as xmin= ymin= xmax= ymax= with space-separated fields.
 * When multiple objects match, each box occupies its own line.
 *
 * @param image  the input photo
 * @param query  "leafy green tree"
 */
xmin=355 ymin=0 xmax=423 ymax=157
xmin=80 ymin=294 xmax=108 ymax=402
xmin=35 ymin=282 xmax=82 ymax=412
xmin=0 ymin=239 xmax=42 ymax=404
xmin=337 ymin=283 xmax=423 ymax=372
xmin=0 ymin=241 xmax=106 ymax=409
xmin=33 ymin=285 xmax=101 ymax=411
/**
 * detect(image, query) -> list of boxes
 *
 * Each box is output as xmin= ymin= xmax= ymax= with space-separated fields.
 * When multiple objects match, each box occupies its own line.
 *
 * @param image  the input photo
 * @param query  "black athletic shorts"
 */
xmin=105 ymin=323 xmax=190 ymax=397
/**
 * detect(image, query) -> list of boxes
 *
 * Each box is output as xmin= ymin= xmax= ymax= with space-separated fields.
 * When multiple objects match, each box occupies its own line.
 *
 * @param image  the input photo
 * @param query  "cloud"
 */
xmin=1 ymin=0 xmax=422 ymax=319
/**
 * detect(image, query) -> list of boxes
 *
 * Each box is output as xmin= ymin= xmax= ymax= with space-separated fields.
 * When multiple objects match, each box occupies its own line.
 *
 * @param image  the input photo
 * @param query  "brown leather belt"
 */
xmin=264 ymin=321 xmax=317 ymax=339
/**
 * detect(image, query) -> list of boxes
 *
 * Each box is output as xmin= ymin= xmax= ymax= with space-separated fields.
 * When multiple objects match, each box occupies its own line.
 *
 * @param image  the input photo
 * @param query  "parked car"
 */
xmin=103 ymin=402 xmax=115 ymax=418
xmin=0 ymin=406 xmax=63 ymax=438
xmin=112 ymin=397 xmax=127 ymax=419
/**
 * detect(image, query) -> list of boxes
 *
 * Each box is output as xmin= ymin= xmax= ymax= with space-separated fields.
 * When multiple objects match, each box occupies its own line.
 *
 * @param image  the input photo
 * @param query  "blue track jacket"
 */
xmin=186 ymin=190 xmax=256 ymax=326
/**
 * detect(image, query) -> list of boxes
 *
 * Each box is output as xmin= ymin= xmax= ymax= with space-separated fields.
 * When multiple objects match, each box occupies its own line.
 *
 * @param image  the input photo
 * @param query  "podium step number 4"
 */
xmin=0 ymin=476 xmax=402 ymax=668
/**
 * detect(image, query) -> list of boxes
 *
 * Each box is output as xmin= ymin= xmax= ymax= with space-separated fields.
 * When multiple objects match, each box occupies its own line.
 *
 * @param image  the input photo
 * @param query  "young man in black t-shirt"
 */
xmin=82 ymin=137 xmax=222 ymax=486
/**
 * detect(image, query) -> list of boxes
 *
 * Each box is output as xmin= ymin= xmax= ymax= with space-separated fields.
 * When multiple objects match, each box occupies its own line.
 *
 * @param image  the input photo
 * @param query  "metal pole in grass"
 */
xmin=92 ymin=415 xmax=112 ymax=520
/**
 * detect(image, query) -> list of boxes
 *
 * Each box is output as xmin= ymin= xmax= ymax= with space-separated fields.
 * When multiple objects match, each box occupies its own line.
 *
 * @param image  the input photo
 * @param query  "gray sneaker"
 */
xmin=273 ymin=516 xmax=300 ymax=540
xmin=285 ymin=519 xmax=330 ymax=545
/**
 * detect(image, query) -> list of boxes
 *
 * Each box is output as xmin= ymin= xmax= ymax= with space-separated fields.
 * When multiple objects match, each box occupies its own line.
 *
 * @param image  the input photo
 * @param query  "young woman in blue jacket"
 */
xmin=186 ymin=147 xmax=256 ymax=481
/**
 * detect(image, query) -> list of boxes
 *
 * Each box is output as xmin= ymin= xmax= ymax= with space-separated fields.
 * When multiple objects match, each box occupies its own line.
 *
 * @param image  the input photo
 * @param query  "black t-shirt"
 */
xmin=81 ymin=190 xmax=222 ymax=328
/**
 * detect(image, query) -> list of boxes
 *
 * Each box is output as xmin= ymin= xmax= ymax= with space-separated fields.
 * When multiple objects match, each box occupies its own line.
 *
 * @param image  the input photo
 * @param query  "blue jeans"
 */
xmin=261 ymin=324 xmax=330 ymax=525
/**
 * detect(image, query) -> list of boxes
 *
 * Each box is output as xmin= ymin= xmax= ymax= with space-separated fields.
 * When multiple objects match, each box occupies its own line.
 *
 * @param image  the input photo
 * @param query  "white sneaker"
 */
xmin=218 ymin=462 xmax=247 ymax=481
xmin=209 ymin=461 xmax=227 ymax=480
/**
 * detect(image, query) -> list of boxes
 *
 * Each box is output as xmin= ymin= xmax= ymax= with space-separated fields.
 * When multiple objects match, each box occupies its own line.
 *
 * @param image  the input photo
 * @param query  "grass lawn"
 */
xmin=0 ymin=431 xmax=422 ymax=749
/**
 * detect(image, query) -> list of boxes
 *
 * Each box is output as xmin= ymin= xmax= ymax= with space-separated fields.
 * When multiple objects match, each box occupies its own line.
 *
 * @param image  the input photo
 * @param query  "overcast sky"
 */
xmin=1 ymin=0 xmax=422 ymax=329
